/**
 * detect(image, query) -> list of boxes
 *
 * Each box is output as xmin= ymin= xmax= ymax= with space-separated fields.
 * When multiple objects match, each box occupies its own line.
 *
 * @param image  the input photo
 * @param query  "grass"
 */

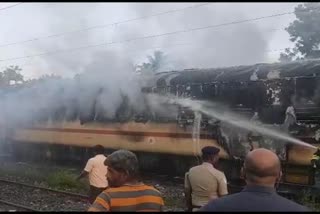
xmin=0 ymin=163 xmax=47 ymax=182
xmin=163 ymin=197 xmax=180 ymax=207
xmin=2 ymin=160 xmax=317 ymax=211
xmin=0 ymin=162 xmax=89 ymax=193
xmin=46 ymin=169 xmax=89 ymax=192
xmin=296 ymin=190 xmax=320 ymax=211
xmin=163 ymin=196 xmax=184 ymax=210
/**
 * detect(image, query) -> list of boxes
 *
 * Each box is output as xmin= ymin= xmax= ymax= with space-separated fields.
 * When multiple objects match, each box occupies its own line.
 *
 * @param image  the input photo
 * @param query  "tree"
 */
xmin=0 ymin=72 xmax=3 ymax=86
xmin=136 ymin=51 xmax=167 ymax=74
xmin=38 ymin=74 xmax=62 ymax=81
xmin=279 ymin=3 xmax=320 ymax=62
xmin=24 ymin=74 xmax=62 ymax=86
xmin=0 ymin=65 xmax=24 ymax=86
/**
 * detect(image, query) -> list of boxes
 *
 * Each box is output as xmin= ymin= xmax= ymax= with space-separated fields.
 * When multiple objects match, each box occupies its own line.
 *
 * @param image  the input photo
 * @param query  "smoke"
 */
xmin=0 ymin=48 xmax=178 ymax=127
xmin=26 ymin=3 xmax=101 ymax=77
xmin=76 ymin=50 xmax=145 ymax=119
xmin=14 ymin=3 xmax=284 ymax=74
xmin=127 ymin=3 xmax=272 ymax=70
xmin=313 ymin=79 xmax=320 ymax=106
xmin=25 ymin=3 xmax=276 ymax=76
xmin=0 ymin=3 xmax=293 ymax=128
xmin=1 ymin=77 xmax=63 ymax=125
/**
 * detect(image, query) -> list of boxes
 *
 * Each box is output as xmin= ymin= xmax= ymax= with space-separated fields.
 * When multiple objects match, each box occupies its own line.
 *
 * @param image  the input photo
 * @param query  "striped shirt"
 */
xmin=89 ymin=184 xmax=164 ymax=212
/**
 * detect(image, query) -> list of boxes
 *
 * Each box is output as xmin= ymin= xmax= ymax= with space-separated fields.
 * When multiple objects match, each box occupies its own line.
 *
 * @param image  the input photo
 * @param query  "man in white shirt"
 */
xmin=77 ymin=145 xmax=108 ymax=204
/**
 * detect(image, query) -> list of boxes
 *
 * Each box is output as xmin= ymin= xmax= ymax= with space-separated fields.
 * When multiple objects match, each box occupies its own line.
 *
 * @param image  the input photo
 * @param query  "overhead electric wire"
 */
xmin=0 ymin=3 xmax=211 ymax=48
xmin=1 ymin=4 xmax=319 ymax=64
xmin=0 ymin=43 xmax=288 ymax=71
xmin=0 ymin=3 xmax=318 ymax=50
xmin=0 ymin=10 xmax=293 ymax=63
xmin=1 ymin=3 xmax=313 ymax=49
xmin=0 ymin=2 xmax=23 ymax=11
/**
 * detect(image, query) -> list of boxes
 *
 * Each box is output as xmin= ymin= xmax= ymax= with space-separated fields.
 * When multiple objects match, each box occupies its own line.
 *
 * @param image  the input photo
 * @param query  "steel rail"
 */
xmin=0 ymin=199 xmax=39 ymax=212
xmin=0 ymin=178 xmax=88 ymax=200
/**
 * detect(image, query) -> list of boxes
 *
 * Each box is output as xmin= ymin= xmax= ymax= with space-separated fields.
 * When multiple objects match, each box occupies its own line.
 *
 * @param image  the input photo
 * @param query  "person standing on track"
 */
xmin=184 ymin=146 xmax=228 ymax=211
xmin=77 ymin=145 xmax=108 ymax=204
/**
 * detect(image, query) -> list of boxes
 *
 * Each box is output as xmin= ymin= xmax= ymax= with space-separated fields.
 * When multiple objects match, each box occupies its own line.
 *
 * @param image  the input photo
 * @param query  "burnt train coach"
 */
xmin=2 ymin=59 xmax=320 ymax=195
xmin=149 ymin=60 xmax=320 ymax=187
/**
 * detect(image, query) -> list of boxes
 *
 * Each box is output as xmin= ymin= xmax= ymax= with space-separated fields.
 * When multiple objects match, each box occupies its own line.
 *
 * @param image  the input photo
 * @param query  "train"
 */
xmin=1 ymin=59 xmax=320 ymax=196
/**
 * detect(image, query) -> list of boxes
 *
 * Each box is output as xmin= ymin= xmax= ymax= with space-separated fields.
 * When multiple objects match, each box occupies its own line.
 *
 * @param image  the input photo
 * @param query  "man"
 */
xmin=88 ymin=149 xmax=164 ymax=212
xmin=200 ymin=148 xmax=310 ymax=212
xmin=77 ymin=145 xmax=108 ymax=204
xmin=184 ymin=146 xmax=228 ymax=211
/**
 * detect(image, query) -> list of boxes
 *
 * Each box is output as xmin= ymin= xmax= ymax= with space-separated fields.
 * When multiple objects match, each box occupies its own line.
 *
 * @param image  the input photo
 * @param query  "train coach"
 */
xmin=2 ymin=59 xmax=320 ymax=197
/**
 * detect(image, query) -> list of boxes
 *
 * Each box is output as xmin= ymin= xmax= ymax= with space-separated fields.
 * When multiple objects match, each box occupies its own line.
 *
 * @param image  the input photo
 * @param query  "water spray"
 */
xmin=151 ymin=94 xmax=317 ymax=150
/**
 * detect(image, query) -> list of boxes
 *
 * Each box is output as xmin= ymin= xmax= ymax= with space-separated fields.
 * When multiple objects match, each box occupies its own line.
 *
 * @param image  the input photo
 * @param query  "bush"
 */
xmin=296 ymin=190 xmax=320 ymax=211
xmin=46 ymin=170 xmax=87 ymax=191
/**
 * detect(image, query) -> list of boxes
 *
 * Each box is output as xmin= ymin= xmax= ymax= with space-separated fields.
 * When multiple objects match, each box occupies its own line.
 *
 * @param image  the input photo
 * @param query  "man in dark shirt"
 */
xmin=200 ymin=148 xmax=310 ymax=212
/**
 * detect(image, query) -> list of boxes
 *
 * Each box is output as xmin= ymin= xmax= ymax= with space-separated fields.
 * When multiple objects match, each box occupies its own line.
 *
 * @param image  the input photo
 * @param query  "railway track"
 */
xmin=0 ymin=178 xmax=89 ymax=199
xmin=0 ymin=159 xmax=317 ymax=211
xmin=0 ymin=178 xmax=90 ymax=211
xmin=0 ymin=199 xmax=39 ymax=212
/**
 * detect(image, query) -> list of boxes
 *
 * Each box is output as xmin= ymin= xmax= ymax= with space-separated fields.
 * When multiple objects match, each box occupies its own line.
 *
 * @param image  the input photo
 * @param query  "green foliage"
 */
xmin=0 ymin=167 xmax=45 ymax=181
xmin=136 ymin=51 xmax=167 ymax=74
xmin=163 ymin=196 xmax=181 ymax=207
xmin=296 ymin=190 xmax=320 ymax=211
xmin=46 ymin=170 xmax=88 ymax=191
xmin=0 ymin=65 xmax=24 ymax=86
xmin=280 ymin=3 xmax=320 ymax=61
xmin=0 ymin=163 xmax=89 ymax=194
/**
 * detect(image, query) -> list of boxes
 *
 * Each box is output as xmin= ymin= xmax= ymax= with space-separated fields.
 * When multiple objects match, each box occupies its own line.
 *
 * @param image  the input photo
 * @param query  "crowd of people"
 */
xmin=78 ymin=145 xmax=310 ymax=212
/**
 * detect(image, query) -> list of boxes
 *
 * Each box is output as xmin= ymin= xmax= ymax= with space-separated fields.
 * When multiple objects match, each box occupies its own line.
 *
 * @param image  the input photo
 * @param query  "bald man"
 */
xmin=199 ymin=148 xmax=310 ymax=212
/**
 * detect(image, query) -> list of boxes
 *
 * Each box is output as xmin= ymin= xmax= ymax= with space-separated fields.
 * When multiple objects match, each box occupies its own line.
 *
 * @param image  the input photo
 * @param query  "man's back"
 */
xmin=186 ymin=162 xmax=228 ymax=206
xmin=200 ymin=185 xmax=309 ymax=212
xmin=90 ymin=184 xmax=164 ymax=211
xmin=85 ymin=154 xmax=108 ymax=188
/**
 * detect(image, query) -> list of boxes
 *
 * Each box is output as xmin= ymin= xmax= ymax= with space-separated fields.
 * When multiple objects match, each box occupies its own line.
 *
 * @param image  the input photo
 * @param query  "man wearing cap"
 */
xmin=199 ymin=149 xmax=309 ymax=212
xmin=184 ymin=146 xmax=228 ymax=211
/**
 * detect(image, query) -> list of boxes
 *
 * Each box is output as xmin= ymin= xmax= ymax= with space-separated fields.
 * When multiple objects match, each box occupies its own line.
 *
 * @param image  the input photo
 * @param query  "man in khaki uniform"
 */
xmin=184 ymin=146 xmax=228 ymax=211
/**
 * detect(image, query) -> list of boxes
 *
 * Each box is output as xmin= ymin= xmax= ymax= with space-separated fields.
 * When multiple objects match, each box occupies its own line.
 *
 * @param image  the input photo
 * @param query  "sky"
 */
xmin=0 ymin=2 xmax=300 ymax=80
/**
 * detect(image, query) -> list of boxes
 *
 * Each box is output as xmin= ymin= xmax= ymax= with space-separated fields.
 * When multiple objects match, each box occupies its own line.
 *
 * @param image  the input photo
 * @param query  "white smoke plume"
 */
xmin=0 ymin=3 xmax=298 ymax=127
